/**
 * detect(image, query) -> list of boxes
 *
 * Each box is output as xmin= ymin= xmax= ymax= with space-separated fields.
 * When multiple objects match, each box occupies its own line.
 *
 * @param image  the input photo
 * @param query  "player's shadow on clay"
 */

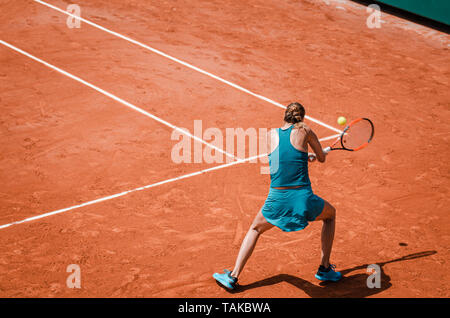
xmin=221 ymin=251 xmax=437 ymax=297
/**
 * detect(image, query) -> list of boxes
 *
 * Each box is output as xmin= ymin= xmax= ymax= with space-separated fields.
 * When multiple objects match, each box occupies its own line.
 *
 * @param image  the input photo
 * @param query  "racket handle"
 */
xmin=323 ymin=147 xmax=331 ymax=154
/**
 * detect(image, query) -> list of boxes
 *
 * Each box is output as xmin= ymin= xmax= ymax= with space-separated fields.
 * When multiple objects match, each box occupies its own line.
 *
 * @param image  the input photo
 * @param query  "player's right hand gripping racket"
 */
xmin=323 ymin=118 xmax=374 ymax=154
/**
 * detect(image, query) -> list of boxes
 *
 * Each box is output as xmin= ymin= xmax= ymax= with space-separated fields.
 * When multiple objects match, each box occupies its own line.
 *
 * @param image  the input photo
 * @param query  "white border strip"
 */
xmin=0 ymin=135 xmax=335 ymax=230
xmin=34 ymin=0 xmax=343 ymax=134
xmin=0 ymin=39 xmax=236 ymax=161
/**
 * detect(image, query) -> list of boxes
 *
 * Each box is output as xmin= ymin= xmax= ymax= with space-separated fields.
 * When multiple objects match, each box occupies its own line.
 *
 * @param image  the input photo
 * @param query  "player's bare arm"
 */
xmin=307 ymin=128 xmax=326 ymax=163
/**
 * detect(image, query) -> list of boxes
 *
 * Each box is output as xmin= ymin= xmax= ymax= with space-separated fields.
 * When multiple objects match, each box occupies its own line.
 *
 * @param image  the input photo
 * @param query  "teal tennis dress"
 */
xmin=261 ymin=125 xmax=325 ymax=232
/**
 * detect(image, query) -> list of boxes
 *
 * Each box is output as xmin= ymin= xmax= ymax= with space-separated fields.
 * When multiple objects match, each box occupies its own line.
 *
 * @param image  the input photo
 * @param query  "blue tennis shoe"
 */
xmin=315 ymin=264 xmax=342 ymax=282
xmin=213 ymin=269 xmax=238 ymax=290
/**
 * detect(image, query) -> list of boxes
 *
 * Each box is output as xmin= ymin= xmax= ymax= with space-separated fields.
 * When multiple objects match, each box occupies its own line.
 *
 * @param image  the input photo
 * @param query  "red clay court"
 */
xmin=0 ymin=0 xmax=449 ymax=298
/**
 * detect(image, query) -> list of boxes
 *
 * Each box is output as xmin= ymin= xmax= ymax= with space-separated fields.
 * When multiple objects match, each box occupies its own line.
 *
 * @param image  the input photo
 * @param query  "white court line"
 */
xmin=34 ymin=0 xmax=343 ymax=135
xmin=318 ymin=133 xmax=340 ymax=142
xmin=0 ymin=40 xmax=236 ymax=161
xmin=0 ymin=39 xmax=339 ymax=230
xmin=0 ymin=135 xmax=336 ymax=230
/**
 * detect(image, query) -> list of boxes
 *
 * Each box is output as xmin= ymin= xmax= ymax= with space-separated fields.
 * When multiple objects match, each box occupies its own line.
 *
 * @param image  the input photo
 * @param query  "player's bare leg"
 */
xmin=230 ymin=209 xmax=274 ymax=279
xmin=313 ymin=201 xmax=341 ymax=281
xmin=314 ymin=200 xmax=336 ymax=268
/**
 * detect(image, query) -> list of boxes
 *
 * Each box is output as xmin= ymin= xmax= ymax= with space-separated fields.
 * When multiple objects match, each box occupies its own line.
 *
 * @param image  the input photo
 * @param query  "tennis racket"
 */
xmin=323 ymin=118 xmax=374 ymax=154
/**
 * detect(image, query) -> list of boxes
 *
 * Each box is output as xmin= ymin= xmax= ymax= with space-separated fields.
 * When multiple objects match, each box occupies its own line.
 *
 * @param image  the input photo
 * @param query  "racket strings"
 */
xmin=342 ymin=119 xmax=373 ymax=150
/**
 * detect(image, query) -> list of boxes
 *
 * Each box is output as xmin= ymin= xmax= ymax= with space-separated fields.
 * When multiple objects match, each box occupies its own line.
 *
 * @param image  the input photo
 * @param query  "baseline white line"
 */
xmin=0 ymin=135 xmax=336 ymax=230
xmin=0 ymin=39 xmax=236 ymax=161
xmin=34 ymin=0 xmax=343 ymax=135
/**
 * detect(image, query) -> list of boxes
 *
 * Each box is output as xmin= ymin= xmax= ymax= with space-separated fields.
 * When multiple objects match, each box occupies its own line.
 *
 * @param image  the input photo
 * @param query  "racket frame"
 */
xmin=329 ymin=117 xmax=374 ymax=152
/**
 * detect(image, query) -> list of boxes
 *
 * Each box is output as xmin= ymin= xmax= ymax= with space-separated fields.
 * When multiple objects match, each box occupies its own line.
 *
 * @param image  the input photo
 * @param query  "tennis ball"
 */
xmin=337 ymin=116 xmax=347 ymax=126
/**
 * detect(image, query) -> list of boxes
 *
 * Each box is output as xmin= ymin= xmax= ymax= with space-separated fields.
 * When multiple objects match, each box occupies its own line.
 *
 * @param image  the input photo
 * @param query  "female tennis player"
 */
xmin=213 ymin=102 xmax=342 ymax=290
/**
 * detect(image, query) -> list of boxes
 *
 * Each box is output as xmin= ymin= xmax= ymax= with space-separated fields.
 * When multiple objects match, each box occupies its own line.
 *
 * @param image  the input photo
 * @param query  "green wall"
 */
xmin=376 ymin=0 xmax=450 ymax=25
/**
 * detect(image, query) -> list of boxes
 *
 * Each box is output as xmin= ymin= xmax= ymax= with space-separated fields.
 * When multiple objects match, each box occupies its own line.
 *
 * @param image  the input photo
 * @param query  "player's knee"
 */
xmin=251 ymin=223 xmax=268 ymax=235
xmin=323 ymin=203 xmax=336 ymax=221
xmin=251 ymin=224 xmax=263 ymax=234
